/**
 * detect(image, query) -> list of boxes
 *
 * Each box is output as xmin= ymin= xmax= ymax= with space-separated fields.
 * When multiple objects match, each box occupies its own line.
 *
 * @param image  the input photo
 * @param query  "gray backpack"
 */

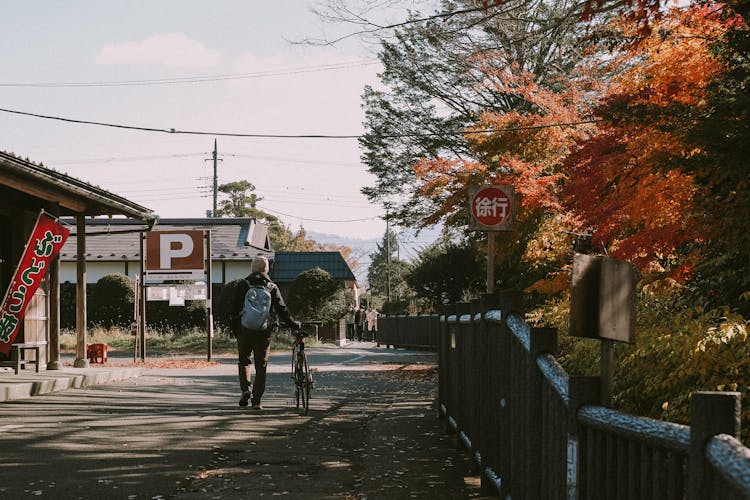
xmin=239 ymin=280 xmax=273 ymax=330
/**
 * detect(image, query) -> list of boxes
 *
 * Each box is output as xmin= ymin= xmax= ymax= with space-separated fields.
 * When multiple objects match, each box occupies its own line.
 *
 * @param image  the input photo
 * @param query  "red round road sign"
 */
xmin=471 ymin=186 xmax=511 ymax=227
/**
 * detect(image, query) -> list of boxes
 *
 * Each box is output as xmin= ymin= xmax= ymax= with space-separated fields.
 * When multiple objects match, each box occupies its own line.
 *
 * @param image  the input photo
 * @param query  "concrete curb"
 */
xmin=0 ymin=366 xmax=141 ymax=402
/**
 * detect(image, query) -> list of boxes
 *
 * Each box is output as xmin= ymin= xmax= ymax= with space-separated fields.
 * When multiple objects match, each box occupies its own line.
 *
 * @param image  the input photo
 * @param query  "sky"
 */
xmin=0 ymin=1 xmax=407 ymax=242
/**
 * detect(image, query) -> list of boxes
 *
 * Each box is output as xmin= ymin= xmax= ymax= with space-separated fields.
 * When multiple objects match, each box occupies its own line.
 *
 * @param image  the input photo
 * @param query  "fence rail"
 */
xmin=382 ymin=292 xmax=750 ymax=499
xmin=377 ymin=314 xmax=439 ymax=349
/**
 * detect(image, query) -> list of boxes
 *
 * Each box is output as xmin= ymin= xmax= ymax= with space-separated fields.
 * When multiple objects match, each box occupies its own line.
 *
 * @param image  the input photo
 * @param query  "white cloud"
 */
xmin=96 ymin=33 xmax=221 ymax=68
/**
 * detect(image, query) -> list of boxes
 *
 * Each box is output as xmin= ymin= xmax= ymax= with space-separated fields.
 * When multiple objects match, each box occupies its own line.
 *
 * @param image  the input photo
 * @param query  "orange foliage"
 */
xmin=610 ymin=6 xmax=728 ymax=109
xmin=412 ymin=63 xmax=597 ymax=230
xmin=563 ymin=6 xmax=728 ymax=270
xmin=408 ymin=3 xmax=734 ymax=287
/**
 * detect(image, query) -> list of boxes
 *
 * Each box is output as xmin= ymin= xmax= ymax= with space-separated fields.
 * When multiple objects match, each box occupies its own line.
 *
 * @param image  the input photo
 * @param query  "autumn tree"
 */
xmin=358 ymin=0 xmax=605 ymax=229
xmin=679 ymin=0 xmax=750 ymax=313
xmin=563 ymin=5 xmax=730 ymax=279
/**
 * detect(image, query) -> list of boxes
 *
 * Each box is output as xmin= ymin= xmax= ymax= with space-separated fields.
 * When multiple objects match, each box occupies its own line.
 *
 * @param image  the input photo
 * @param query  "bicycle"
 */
xmin=291 ymin=331 xmax=313 ymax=415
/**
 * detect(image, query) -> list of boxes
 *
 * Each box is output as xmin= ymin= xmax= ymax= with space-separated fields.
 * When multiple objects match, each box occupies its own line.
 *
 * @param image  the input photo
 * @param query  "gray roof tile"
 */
xmin=59 ymin=218 xmax=272 ymax=262
xmin=271 ymin=251 xmax=356 ymax=283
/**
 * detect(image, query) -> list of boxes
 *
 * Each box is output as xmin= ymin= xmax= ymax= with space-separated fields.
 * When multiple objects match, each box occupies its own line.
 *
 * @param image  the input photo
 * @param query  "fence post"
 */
xmin=479 ymin=292 xmax=502 ymax=497
xmin=688 ymin=391 xmax=741 ymax=500
xmin=569 ymin=376 xmax=601 ymax=500
xmin=444 ymin=303 xmax=459 ymax=435
xmin=527 ymin=327 xmax=558 ymax=499
xmin=469 ymin=298 xmax=483 ymax=470
xmin=530 ymin=327 xmax=558 ymax=359
xmin=455 ymin=302 xmax=471 ymax=451
xmin=438 ymin=305 xmax=447 ymax=420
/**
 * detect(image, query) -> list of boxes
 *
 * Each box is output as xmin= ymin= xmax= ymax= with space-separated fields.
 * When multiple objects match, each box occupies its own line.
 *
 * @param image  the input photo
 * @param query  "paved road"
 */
xmin=0 ymin=345 xmax=484 ymax=499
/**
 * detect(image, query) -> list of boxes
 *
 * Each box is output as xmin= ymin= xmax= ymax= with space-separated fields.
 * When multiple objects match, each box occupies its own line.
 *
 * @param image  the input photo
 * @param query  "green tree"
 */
xmin=406 ymin=238 xmax=484 ymax=310
xmin=367 ymin=228 xmax=411 ymax=303
xmin=286 ymin=267 xmax=348 ymax=323
xmin=213 ymin=180 xmax=322 ymax=252
xmin=214 ymin=180 xmax=262 ymax=217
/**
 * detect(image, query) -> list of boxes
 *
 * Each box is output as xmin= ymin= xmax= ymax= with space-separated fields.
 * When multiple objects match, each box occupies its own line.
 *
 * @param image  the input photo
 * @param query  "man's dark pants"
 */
xmin=236 ymin=328 xmax=271 ymax=406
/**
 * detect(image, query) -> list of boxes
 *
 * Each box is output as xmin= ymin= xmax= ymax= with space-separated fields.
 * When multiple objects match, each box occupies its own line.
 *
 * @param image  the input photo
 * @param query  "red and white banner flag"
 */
xmin=0 ymin=211 xmax=70 ymax=355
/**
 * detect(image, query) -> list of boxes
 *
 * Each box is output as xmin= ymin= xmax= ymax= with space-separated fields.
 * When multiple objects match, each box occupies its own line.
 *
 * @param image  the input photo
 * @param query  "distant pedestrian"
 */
xmin=355 ymin=305 xmax=367 ymax=341
xmin=366 ymin=307 xmax=379 ymax=342
xmin=230 ymin=256 xmax=300 ymax=410
xmin=345 ymin=305 xmax=355 ymax=340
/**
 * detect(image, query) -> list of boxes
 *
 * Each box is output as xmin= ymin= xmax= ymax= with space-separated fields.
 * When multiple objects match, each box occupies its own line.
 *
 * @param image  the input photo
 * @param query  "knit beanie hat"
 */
xmin=251 ymin=255 xmax=269 ymax=274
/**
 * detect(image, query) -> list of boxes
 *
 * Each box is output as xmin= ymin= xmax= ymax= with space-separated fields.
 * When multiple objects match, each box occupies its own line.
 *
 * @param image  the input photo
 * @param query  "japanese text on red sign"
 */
xmin=0 ymin=213 xmax=69 ymax=354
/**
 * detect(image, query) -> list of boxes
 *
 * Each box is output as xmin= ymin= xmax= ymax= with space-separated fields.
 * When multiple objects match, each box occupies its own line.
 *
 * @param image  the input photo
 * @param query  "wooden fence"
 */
xmin=381 ymin=291 xmax=750 ymax=499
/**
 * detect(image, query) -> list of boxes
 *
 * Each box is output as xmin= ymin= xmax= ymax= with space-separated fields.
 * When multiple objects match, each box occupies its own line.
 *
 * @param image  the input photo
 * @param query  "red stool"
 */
xmin=86 ymin=343 xmax=108 ymax=364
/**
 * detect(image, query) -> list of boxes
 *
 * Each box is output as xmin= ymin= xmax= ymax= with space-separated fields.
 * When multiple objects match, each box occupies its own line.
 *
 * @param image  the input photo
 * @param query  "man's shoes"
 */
xmin=252 ymin=402 xmax=263 ymax=410
xmin=239 ymin=391 xmax=252 ymax=407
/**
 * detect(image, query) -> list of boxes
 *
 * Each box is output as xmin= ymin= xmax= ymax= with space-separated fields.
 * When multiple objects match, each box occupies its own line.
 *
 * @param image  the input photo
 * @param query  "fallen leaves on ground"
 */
xmin=65 ymin=359 xmax=220 ymax=369
xmin=373 ymin=363 xmax=438 ymax=382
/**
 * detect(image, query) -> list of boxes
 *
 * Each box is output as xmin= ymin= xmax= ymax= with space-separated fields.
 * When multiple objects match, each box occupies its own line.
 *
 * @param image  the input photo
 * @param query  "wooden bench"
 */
xmin=0 ymin=342 xmax=47 ymax=374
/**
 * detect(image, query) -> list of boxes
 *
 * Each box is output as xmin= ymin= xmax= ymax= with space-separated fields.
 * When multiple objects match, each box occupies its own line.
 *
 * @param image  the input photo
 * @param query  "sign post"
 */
xmin=569 ymin=253 xmax=638 ymax=405
xmin=469 ymin=185 xmax=515 ymax=293
xmin=139 ymin=229 xmax=212 ymax=362
xmin=205 ymin=231 xmax=212 ymax=362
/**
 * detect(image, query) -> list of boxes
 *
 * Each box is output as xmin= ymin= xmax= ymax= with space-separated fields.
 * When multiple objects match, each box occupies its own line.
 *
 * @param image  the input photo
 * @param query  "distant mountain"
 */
xmin=307 ymin=231 xmax=380 ymax=284
xmin=306 ymin=231 xmax=380 ymax=250
xmin=307 ymin=226 xmax=442 ymax=286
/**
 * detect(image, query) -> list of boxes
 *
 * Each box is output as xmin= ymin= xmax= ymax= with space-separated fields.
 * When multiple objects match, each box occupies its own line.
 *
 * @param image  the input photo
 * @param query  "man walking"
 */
xmin=231 ymin=256 xmax=300 ymax=409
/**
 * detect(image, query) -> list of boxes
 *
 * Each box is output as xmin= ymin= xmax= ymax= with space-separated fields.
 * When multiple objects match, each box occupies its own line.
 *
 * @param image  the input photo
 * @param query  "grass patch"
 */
xmin=61 ymin=325 xmax=319 ymax=356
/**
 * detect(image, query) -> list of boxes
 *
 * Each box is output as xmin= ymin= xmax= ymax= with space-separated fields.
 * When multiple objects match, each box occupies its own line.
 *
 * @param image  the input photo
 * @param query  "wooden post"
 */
xmin=205 ymin=231 xmax=213 ymax=362
xmin=139 ymin=232 xmax=146 ymax=362
xmin=487 ymin=232 xmax=495 ymax=294
xmin=73 ymin=215 xmax=88 ymax=368
xmin=47 ymin=255 xmax=61 ymax=370
xmin=600 ymin=340 xmax=614 ymax=406
xmin=133 ymin=275 xmax=139 ymax=363
xmin=688 ymin=391 xmax=740 ymax=499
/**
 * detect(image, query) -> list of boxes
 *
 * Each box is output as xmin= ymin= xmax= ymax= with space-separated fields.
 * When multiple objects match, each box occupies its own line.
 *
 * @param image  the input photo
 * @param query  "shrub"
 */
xmin=286 ymin=267 xmax=347 ymax=323
xmin=215 ymin=279 xmax=245 ymax=328
xmin=88 ymin=274 xmax=135 ymax=328
xmin=532 ymin=289 xmax=750 ymax=444
xmin=61 ymin=276 xmax=209 ymax=331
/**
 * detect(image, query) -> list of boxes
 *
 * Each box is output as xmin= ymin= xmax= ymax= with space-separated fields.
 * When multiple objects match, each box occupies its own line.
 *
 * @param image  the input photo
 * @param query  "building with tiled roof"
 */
xmin=58 ymin=217 xmax=272 ymax=285
xmin=1 ymin=151 xmax=154 ymax=368
xmin=270 ymin=251 xmax=357 ymax=284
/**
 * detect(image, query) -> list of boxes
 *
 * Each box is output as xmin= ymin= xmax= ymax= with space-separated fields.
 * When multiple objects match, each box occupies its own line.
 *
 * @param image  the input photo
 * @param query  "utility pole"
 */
xmin=204 ymin=139 xmax=222 ymax=217
xmin=386 ymin=209 xmax=391 ymax=303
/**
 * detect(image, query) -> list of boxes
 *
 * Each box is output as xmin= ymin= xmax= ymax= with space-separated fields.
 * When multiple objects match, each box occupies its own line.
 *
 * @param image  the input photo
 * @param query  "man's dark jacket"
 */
xmin=232 ymin=272 xmax=297 ymax=335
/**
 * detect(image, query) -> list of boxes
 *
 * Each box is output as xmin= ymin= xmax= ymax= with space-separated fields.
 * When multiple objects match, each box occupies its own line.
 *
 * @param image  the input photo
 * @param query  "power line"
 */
xmin=0 ymin=60 xmax=379 ymax=88
xmin=259 ymin=197 xmax=372 ymax=209
xmin=0 ymin=106 xmax=600 ymax=139
xmin=51 ymin=152 xmax=206 ymax=165
xmin=258 ymin=205 xmax=381 ymax=223
xmin=220 ymin=151 xmax=361 ymax=167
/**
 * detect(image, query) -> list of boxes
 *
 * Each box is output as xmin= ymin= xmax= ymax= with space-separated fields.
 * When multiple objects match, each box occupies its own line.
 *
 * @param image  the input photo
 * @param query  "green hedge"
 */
xmin=61 ymin=275 xmax=225 ymax=332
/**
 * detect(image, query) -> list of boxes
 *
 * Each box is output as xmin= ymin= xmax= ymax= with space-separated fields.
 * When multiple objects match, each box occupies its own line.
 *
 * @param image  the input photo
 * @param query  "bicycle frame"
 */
xmin=291 ymin=336 xmax=312 ymax=415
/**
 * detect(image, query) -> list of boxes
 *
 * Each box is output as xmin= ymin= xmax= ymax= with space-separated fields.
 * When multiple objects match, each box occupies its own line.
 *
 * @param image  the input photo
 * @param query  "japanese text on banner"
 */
xmin=0 ymin=212 xmax=70 ymax=355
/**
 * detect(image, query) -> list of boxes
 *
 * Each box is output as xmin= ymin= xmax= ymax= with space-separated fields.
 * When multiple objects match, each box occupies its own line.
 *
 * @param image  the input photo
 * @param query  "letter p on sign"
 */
xmin=160 ymin=233 xmax=193 ymax=268
xmin=145 ymin=230 xmax=205 ymax=273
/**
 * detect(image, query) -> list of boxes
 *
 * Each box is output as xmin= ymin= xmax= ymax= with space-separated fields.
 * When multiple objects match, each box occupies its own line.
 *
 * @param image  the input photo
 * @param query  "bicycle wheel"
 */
xmin=299 ymin=351 xmax=310 ymax=415
xmin=292 ymin=344 xmax=302 ymax=409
